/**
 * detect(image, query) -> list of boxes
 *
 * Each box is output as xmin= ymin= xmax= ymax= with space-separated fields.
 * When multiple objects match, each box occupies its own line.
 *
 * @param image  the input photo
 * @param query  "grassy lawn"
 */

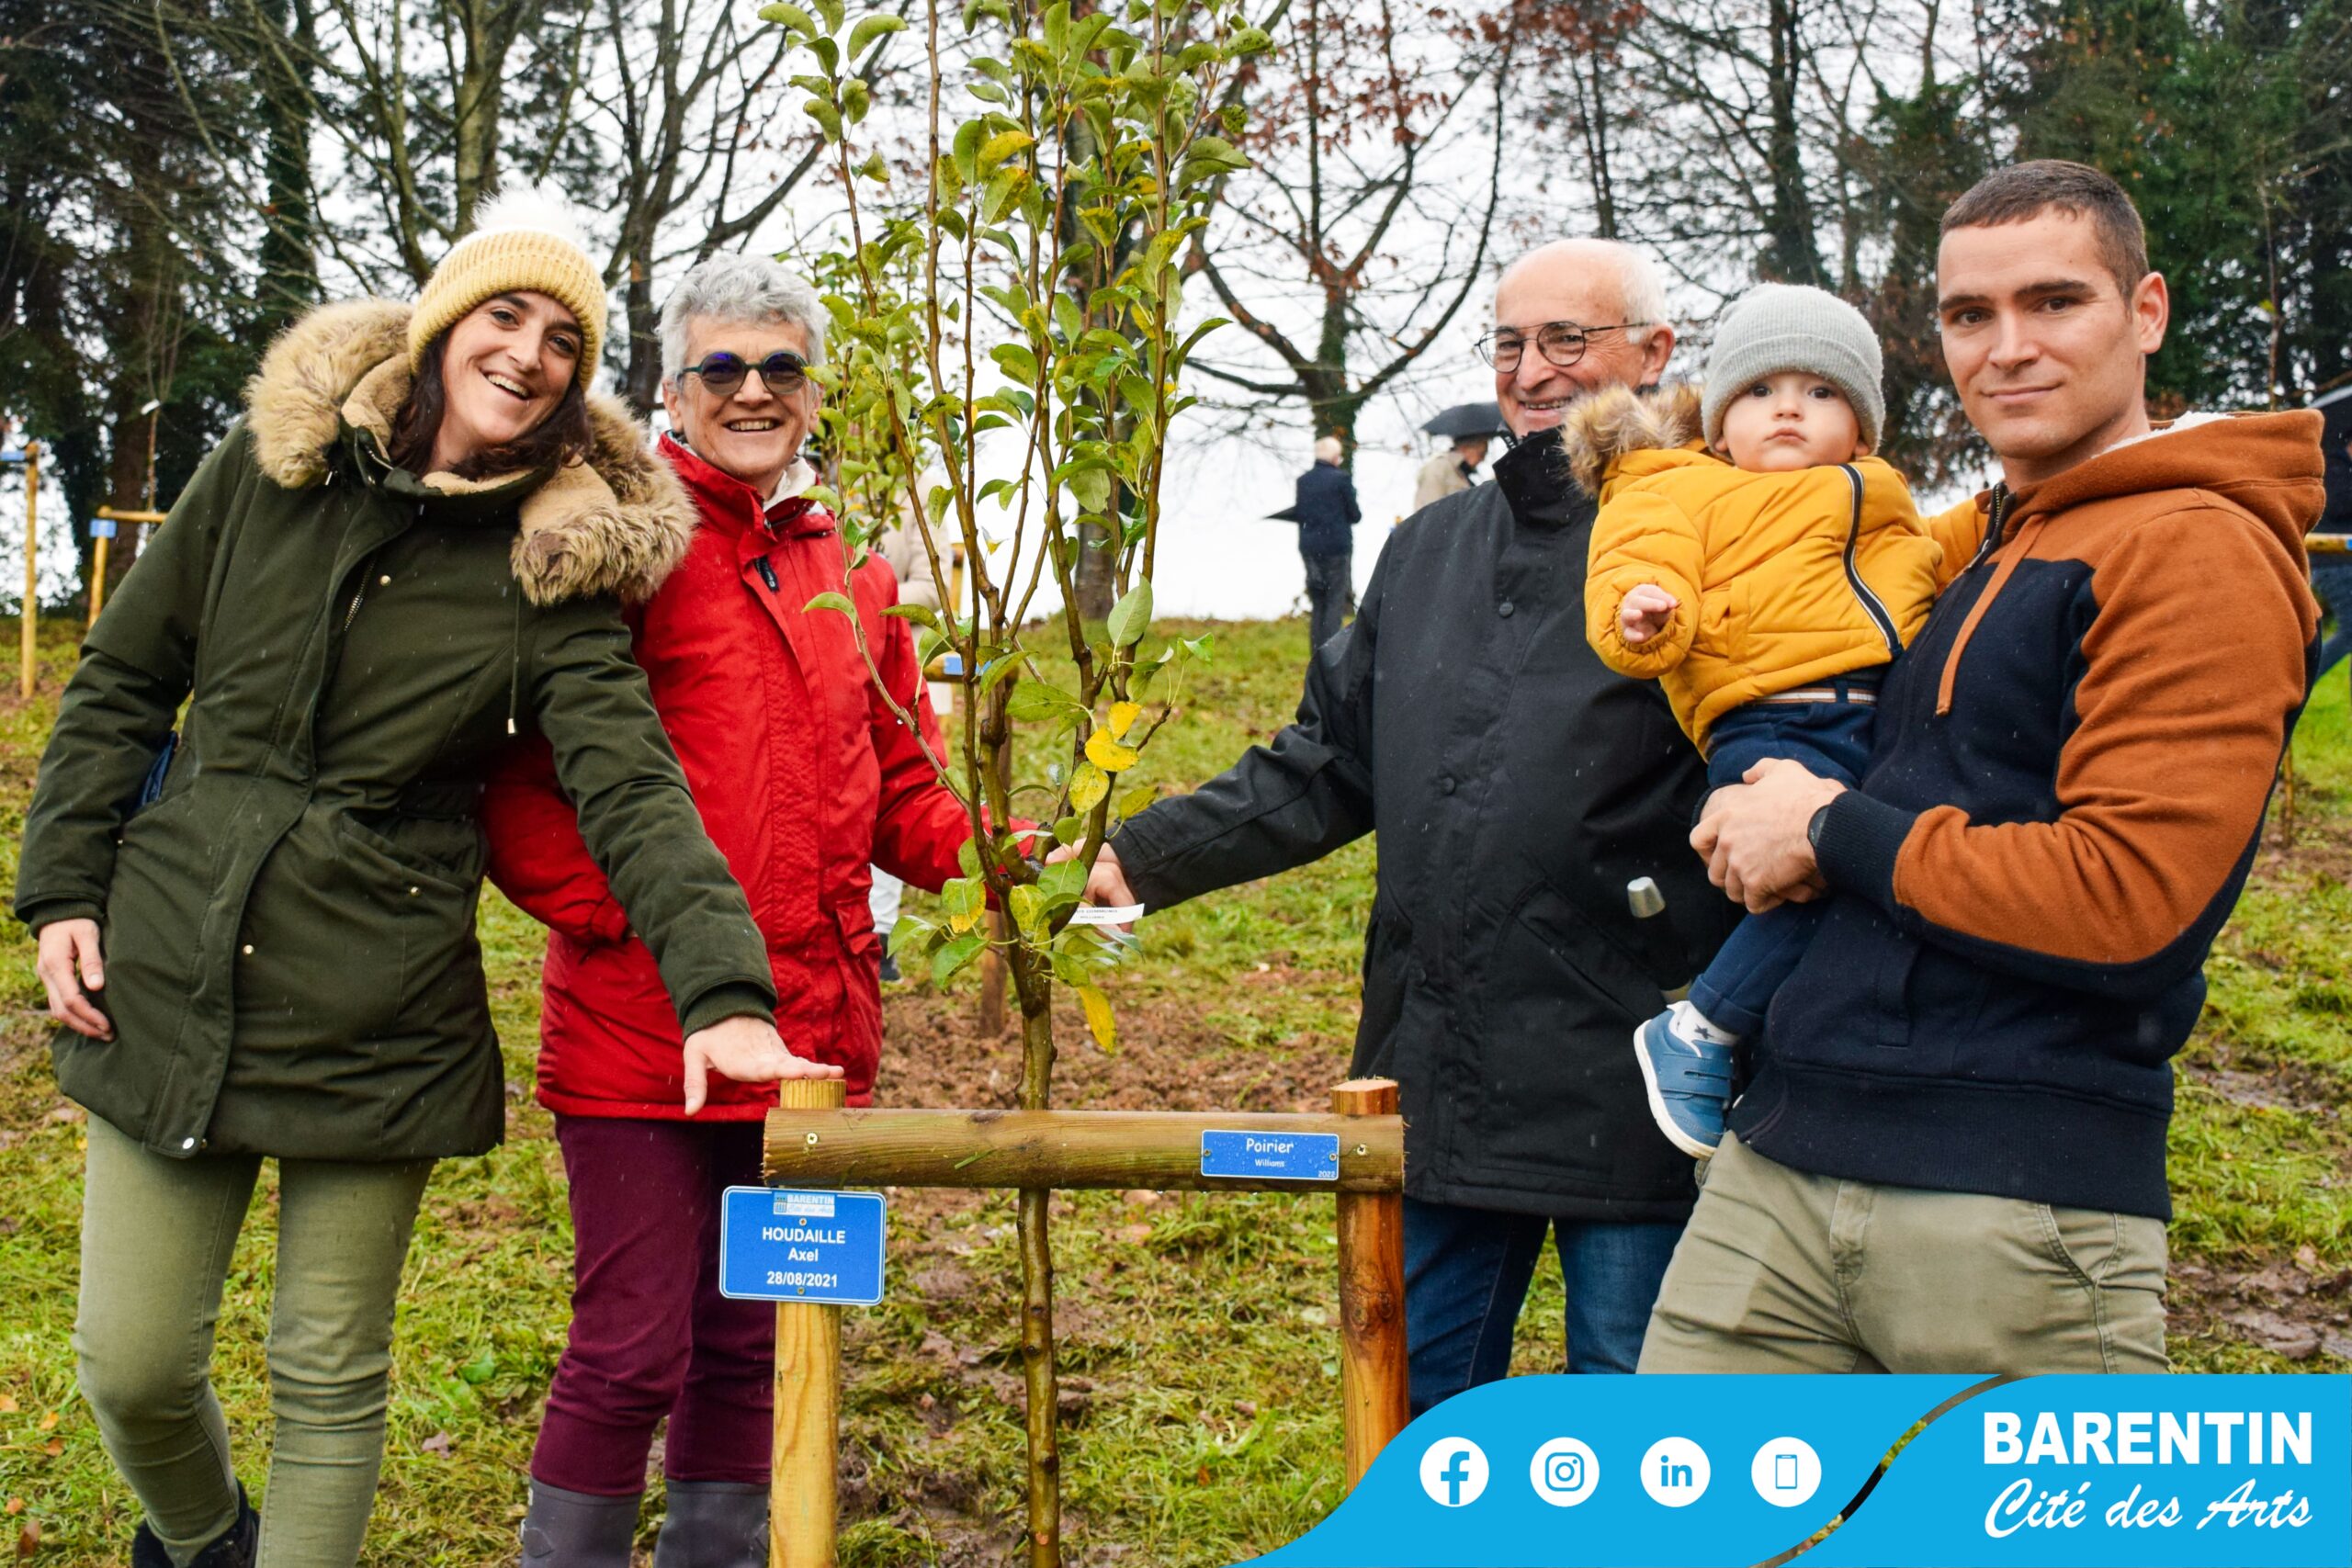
xmin=0 ymin=615 xmax=2344 ymax=1564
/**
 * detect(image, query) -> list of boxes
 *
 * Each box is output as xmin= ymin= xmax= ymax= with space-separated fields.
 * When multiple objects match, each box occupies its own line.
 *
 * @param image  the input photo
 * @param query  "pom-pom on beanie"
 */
xmin=1701 ymin=283 xmax=1884 ymax=452
xmin=410 ymin=183 xmax=606 ymax=382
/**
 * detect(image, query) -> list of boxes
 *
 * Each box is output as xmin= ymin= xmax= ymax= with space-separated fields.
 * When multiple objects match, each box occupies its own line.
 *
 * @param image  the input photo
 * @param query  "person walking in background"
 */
xmin=15 ymin=188 xmax=838 ymax=1568
xmin=1293 ymin=433 xmax=1362 ymax=651
xmin=869 ymin=494 xmax=946 ymax=981
xmin=1413 ymin=433 xmax=1490 ymax=511
xmin=481 ymin=254 xmax=973 ymax=1564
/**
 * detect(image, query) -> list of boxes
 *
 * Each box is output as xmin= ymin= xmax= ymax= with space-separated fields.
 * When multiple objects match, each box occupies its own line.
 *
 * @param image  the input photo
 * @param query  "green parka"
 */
xmin=13 ymin=299 xmax=777 ymax=1162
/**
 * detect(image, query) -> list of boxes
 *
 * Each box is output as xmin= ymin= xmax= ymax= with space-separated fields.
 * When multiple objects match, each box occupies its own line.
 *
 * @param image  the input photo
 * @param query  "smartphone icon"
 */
xmin=1774 ymin=1453 xmax=1798 ymax=1490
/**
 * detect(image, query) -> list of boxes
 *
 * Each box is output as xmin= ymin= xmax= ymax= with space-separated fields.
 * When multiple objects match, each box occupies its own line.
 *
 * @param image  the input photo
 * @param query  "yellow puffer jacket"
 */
xmin=1567 ymin=383 xmax=1984 ymax=751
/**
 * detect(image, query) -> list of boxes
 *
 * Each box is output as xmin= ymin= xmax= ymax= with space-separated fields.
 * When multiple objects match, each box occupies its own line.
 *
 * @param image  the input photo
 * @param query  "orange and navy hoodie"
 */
xmin=1729 ymin=411 xmax=2325 ymax=1221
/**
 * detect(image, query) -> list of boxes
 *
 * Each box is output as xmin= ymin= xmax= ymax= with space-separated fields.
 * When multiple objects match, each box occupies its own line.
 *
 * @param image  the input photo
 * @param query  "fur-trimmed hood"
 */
xmin=1554 ymin=382 xmax=1707 ymax=497
xmin=243 ymin=298 xmax=695 ymax=604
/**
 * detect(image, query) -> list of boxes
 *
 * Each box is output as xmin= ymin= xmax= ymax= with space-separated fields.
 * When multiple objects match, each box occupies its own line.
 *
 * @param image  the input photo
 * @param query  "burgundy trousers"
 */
xmin=531 ymin=1115 xmax=774 ymax=1495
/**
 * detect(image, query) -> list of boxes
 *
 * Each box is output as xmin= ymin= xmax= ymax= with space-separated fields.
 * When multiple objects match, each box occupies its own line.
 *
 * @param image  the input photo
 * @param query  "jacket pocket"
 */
xmin=1464 ymin=886 xmax=1680 ymax=1186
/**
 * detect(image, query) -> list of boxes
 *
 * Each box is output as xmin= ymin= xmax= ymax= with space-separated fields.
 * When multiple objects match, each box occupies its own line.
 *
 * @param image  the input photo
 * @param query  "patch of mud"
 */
xmin=2169 ymin=1250 xmax=2352 ymax=1363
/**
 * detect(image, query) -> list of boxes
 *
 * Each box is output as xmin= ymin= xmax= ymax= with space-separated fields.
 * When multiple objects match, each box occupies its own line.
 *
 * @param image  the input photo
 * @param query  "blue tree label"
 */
xmin=1201 ymin=1129 xmax=1341 ymax=1181
xmin=717 ymin=1186 xmax=887 ymax=1306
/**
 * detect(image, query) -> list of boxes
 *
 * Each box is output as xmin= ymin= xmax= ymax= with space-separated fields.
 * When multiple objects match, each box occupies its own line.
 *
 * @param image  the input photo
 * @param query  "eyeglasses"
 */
xmin=1475 ymin=321 xmax=1652 ymax=372
xmin=679 ymin=350 xmax=810 ymax=398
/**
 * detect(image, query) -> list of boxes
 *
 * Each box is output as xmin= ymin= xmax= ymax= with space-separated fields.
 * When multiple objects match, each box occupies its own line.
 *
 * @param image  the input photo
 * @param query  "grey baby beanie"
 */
xmin=1701 ymin=283 xmax=1885 ymax=451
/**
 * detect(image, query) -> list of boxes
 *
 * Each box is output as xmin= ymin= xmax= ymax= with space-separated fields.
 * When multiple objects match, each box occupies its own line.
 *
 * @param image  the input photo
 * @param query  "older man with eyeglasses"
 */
xmin=1069 ymin=239 xmax=1736 ymax=1407
xmin=480 ymin=254 xmax=976 ymax=1564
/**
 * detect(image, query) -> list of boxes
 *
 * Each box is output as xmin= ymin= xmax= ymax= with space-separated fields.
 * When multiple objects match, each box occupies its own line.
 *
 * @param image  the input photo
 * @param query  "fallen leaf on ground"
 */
xmin=2229 ymin=1310 xmax=2323 ymax=1359
xmin=421 ymin=1431 xmax=453 ymax=1457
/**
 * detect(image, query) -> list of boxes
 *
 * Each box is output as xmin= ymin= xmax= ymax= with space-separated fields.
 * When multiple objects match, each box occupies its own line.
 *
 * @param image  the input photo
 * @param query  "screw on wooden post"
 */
xmin=1332 ymin=1077 xmax=1407 ymax=1490
xmin=20 ymin=440 xmax=40 ymax=699
xmin=772 ymin=1076 xmax=847 ymax=1568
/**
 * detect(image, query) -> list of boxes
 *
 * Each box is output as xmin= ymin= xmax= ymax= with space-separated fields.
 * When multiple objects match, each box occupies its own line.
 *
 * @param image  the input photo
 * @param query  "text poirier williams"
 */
xmin=1981 ymin=1409 xmax=2320 ymax=1538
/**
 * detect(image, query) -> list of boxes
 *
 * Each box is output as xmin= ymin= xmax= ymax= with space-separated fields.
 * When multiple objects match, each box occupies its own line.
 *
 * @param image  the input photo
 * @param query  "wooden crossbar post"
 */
xmin=1333 ymin=1078 xmax=1408 ymax=1488
xmin=2309 ymin=534 xmax=2346 ymax=555
xmin=772 ymin=1076 xmax=846 ymax=1568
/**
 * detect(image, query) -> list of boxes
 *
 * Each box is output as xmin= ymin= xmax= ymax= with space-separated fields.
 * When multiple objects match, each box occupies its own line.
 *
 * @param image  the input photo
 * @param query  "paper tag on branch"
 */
xmin=1067 ymin=903 xmax=1144 ymax=926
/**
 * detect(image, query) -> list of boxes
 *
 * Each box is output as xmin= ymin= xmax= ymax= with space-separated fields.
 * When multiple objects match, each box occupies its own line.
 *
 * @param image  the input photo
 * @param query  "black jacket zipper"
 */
xmin=1838 ymin=463 xmax=1905 ymax=660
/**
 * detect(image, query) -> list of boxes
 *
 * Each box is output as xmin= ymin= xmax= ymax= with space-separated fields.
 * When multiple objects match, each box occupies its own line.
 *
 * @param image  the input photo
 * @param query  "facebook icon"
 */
xmin=1416 ymin=1438 xmax=1489 ymax=1508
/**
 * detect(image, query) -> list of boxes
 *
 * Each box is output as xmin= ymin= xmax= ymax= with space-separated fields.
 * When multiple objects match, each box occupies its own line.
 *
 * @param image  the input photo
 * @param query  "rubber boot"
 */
xmin=651 ymin=1481 xmax=769 ymax=1568
xmin=130 ymin=1485 xmax=258 ymax=1568
xmin=517 ymin=1480 xmax=641 ymax=1567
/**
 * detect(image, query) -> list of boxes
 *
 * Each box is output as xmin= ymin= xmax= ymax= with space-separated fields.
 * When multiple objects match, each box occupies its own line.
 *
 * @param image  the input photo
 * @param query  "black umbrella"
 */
xmin=1420 ymin=401 xmax=1506 ymax=440
xmin=1265 ymin=503 xmax=1302 ymax=523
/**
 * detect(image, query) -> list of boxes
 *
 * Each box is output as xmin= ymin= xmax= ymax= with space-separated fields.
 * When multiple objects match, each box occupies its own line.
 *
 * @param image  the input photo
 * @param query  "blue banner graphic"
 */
xmin=1250 ymin=1374 xmax=2350 ymax=1567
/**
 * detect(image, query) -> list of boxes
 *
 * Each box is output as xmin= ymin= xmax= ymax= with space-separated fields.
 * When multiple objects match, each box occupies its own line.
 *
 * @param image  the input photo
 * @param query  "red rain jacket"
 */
xmin=483 ymin=434 xmax=971 ymax=1117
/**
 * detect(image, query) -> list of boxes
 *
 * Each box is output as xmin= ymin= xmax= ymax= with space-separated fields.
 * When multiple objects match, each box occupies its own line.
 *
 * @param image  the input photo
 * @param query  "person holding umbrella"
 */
xmin=1414 ymin=401 xmax=1505 ymax=510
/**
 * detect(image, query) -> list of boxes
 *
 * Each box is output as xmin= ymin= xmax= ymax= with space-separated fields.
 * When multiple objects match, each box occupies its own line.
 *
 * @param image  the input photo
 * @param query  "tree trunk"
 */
xmin=1759 ymin=0 xmax=1825 ymax=286
xmin=254 ymin=0 xmax=319 ymax=331
xmin=1012 ymin=956 xmax=1061 ymax=1567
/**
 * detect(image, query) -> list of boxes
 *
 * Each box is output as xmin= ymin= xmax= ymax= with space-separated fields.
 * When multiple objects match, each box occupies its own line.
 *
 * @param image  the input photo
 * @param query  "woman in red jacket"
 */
xmin=485 ymin=254 xmax=973 ymax=1565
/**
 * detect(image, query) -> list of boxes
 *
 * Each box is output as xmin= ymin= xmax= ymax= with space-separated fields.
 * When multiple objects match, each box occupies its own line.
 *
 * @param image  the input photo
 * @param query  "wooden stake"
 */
xmin=1333 ymin=1077 xmax=1408 ymax=1491
xmin=87 ymin=535 xmax=110 ymax=629
xmin=20 ymin=441 xmax=40 ymax=699
xmin=772 ymin=1076 xmax=847 ymax=1568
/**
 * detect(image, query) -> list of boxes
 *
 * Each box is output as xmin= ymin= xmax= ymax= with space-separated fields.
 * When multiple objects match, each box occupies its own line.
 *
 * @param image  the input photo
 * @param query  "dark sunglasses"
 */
xmin=1475 ymin=320 xmax=1651 ymax=372
xmin=680 ymin=349 xmax=810 ymax=397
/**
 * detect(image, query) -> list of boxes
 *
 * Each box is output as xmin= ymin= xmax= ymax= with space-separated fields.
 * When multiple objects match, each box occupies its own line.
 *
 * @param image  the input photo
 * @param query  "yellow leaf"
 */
xmin=1107 ymin=700 xmax=1142 ymax=739
xmin=1085 ymin=731 xmax=1138 ymax=773
xmin=1078 ymin=985 xmax=1116 ymax=1052
xmin=1069 ymin=760 xmax=1109 ymax=811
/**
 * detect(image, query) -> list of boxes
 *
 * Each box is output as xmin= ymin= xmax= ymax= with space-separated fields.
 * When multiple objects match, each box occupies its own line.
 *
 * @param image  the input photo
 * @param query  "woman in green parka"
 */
xmin=13 ymin=188 xmax=840 ymax=1568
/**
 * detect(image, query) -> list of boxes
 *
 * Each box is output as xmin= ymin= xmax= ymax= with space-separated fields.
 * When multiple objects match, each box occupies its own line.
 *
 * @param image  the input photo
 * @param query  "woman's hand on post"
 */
xmin=37 ymin=919 xmax=112 ymax=1041
xmin=680 ymin=1014 xmax=841 ymax=1115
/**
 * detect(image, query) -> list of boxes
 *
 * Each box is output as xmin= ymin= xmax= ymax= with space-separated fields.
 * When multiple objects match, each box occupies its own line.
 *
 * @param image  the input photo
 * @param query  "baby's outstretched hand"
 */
xmin=1620 ymin=584 xmax=1679 ymax=645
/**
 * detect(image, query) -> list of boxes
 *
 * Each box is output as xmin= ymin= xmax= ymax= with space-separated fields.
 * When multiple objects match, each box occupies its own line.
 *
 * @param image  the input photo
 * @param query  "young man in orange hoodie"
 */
xmin=1639 ymin=161 xmax=2325 ymax=1373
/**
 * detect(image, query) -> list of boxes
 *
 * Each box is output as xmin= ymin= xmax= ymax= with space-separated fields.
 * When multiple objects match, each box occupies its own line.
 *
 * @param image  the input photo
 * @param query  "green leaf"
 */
xmin=803 ymin=591 xmax=856 ymax=615
xmin=1067 ymin=468 xmax=1112 ymax=513
xmin=883 ymin=603 xmax=940 ymax=629
xmin=1106 ymin=579 xmax=1153 ymax=647
xmin=812 ymin=0 xmax=843 ymax=31
xmin=841 ymin=77 xmax=872 ymax=122
xmin=1069 ymin=759 xmax=1109 ymax=811
xmin=941 ymin=874 xmax=985 ymax=933
xmin=848 ymin=12 xmax=906 ymax=57
xmin=932 ymin=931 xmax=987 ymax=985
xmin=952 ymin=119 xmax=986 ymax=185
xmin=802 ymin=97 xmax=843 ymax=142
xmin=1115 ymin=783 xmax=1157 ymax=818
xmin=1037 ymin=856 xmax=1088 ymax=908
xmin=1007 ymin=883 xmax=1044 ymax=933
xmin=758 ymin=1 xmax=818 ymax=32
xmin=981 ymin=166 xmax=1027 ymax=225
xmin=1049 ymin=815 xmax=1084 ymax=848
xmin=1006 ymin=681 xmax=1082 ymax=721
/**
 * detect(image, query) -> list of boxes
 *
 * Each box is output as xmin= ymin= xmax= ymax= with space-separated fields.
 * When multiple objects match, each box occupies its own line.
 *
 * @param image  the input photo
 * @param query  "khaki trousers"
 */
xmin=1638 ymin=1133 xmax=2167 ymax=1373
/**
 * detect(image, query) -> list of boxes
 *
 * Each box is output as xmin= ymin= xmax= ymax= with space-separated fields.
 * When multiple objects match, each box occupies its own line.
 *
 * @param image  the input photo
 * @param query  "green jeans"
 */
xmin=1639 ymin=1132 xmax=2169 ymax=1373
xmin=76 ymin=1114 xmax=433 ymax=1567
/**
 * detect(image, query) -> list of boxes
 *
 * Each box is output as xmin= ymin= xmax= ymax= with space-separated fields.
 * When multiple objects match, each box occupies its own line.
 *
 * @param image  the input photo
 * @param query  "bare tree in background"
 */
xmin=1182 ymin=0 xmax=1514 ymax=449
xmin=569 ymin=0 xmax=916 ymax=412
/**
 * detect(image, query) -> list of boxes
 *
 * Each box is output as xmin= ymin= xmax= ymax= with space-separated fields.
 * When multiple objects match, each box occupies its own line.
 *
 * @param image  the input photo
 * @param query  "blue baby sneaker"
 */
xmin=1634 ymin=1003 xmax=1735 ymax=1158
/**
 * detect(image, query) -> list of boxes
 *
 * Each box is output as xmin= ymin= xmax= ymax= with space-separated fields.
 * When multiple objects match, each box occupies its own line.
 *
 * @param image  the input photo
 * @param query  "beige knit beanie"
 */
xmin=410 ymin=184 xmax=607 ymax=382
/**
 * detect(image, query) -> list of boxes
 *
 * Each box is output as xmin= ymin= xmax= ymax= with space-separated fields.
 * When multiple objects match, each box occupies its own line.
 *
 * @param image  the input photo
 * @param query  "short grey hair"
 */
xmin=660 ymin=254 xmax=829 ymax=382
xmin=1314 ymin=434 xmax=1344 ymax=463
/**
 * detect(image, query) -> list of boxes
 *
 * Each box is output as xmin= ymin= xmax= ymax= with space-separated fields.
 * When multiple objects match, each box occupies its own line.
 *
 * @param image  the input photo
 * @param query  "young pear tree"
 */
xmin=767 ymin=0 xmax=1265 ymax=1557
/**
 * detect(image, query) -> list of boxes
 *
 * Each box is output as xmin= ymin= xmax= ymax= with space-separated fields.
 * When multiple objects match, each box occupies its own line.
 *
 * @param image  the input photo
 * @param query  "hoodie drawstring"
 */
xmin=1936 ymin=491 xmax=2045 ymax=716
xmin=506 ymin=584 xmax=523 ymax=736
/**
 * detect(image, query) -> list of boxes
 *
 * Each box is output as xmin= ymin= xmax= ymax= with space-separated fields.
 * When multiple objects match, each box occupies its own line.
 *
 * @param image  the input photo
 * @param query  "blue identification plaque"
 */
xmin=90 ymin=517 xmax=118 ymax=539
xmin=1200 ymin=1129 xmax=1341 ymax=1182
xmin=718 ymin=1187 xmax=887 ymax=1306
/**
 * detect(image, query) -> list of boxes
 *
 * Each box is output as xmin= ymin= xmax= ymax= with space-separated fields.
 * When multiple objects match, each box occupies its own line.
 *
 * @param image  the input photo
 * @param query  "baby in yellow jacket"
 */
xmin=1570 ymin=284 xmax=1984 ymax=1157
